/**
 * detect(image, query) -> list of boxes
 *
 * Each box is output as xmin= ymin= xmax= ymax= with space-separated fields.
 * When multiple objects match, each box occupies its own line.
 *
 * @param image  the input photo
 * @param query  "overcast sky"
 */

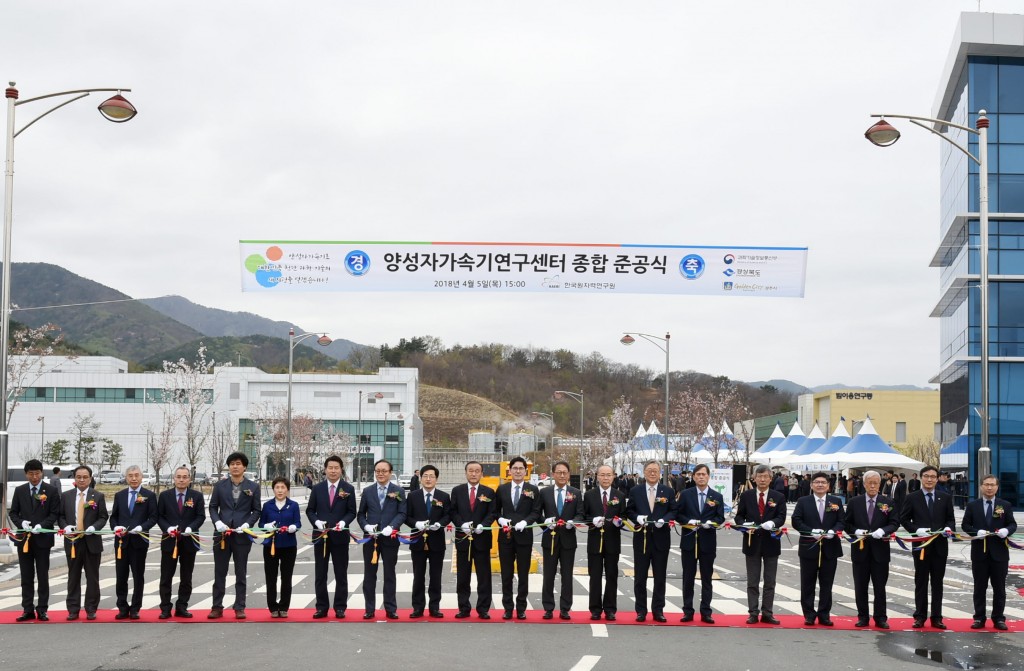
xmin=2 ymin=1 xmax=1018 ymax=389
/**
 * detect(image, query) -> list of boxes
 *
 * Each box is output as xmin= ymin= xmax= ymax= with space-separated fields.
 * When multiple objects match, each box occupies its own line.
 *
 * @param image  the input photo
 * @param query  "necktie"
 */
xmin=699 ymin=491 xmax=706 ymax=513
xmin=76 ymin=491 xmax=86 ymax=531
xmin=867 ymin=498 xmax=875 ymax=521
xmin=378 ymin=487 xmax=386 ymax=507
xmin=647 ymin=487 xmax=656 ymax=511
xmin=557 ymin=489 xmax=564 ymax=515
xmin=469 ymin=486 xmax=477 ymax=511
xmin=986 ymin=499 xmax=993 ymax=526
xmin=177 ymin=492 xmax=184 ymax=513
xmin=817 ymin=497 xmax=825 ymax=523
xmin=513 ymin=485 xmax=520 ymax=507
xmin=129 ymin=490 xmax=136 ymax=515
xmin=602 ymin=490 xmax=608 ymax=515
xmin=926 ymin=491 xmax=934 ymax=513
xmin=758 ymin=492 xmax=765 ymax=517
xmin=329 ymin=484 xmax=336 ymax=505
xmin=31 ymin=486 xmax=37 ymax=506
xmin=426 ymin=492 xmax=432 ymax=515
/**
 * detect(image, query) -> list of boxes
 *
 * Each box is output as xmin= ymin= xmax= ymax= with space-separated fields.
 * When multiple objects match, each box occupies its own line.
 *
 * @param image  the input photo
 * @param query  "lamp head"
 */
xmin=865 ymin=119 xmax=900 ymax=147
xmin=98 ymin=93 xmax=137 ymax=123
xmin=620 ymin=334 xmax=636 ymax=346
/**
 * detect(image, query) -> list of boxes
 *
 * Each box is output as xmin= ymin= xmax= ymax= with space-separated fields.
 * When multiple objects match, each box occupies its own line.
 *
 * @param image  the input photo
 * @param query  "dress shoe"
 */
xmin=543 ymin=611 xmax=554 ymax=620
xmin=159 ymin=611 xmax=172 ymax=620
xmin=386 ymin=611 xmax=399 ymax=620
xmin=129 ymin=611 xmax=140 ymax=620
xmin=804 ymin=618 xmax=816 ymax=626
xmin=854 ymin=619 xmax=869 ymax=628
xmin=636 ymin=614 xmax=647 ymax=622
xmin=761 ymin=615 xmax=780 ymax=625
xmin=270 ymin=611 xmax=280 ymax=619
xmin=115 ymin=611 xmax=129 ymax=620
xmin=516 ymin=611 xmax=527 ymax=620
xmin=16 ymin=611 xmax=35 ymax=622
xmin=503 ymin=610 xmax=514 ymax=620
xmin=364 ymin=611 xmax=376 ymax=620
xmin=653 ymin=614 xmax=667 ymax=623
xmin=429 ymin=610 xmax=444 ymax=618
xmin=86 ymin=612 xmax=97 ymax=621
xmin=559 ymin=611 xmax=571 ymax=621
xmin=700 ymin=615 xmax=715 ymax=624
xmin=335 ymin=610 xmax=345 ymax=619
xmin=994 ymin=621 xmax=1008 ymax=631
xmin=605 ymin=614 xmax=616 ymax=622
xmin=931 ymin=618 xmax=947 ymax=630
xmin=971 ymin=619 xmax=985 ymax=629
xmin=66 ymin=612 xmax=79 ymax=621
xmin=208 ymin=607 xmax=223 ymax=619
xmin=409 ymin=610 xmax=424 ymax=619
xmin=590 ymin=613 xmax=602 ymax=621
xmin=454 ymin=611 xmax=471 ymax=619
xmin=876 ymin=621 xmax=890 ymax=629
xmin=818 ymin=618 xmax=834 ymax=627
xmin=680 ymin=613 xmax=694 ymax=622
xmin=912 ymin=618 xmax=925 ymax=628
xmin=280 ymin=611 xmax=289 ymax=618
xmin=174 ymin=608 xmax=193 ymax=619
xmin=36 ymin=612 xmax=49 ymax=622
xmin=477 ymin=612 xmax=490 ymax=620
xmin=313 ymin=609 xmax=329 ymax=619
xmin=745 ymin=615 xmax=759 ymax=624
xmin=234 ymin=608 xmax=246 ymax=620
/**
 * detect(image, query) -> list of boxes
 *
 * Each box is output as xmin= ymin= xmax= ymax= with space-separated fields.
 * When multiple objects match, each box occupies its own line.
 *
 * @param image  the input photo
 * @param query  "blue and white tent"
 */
xmin=750 ymin=424 xmax=786 ymax=459
xmin=780 ymin=424 xmax=826 ymax=469
xmin=761 ymin=423 xmax=806 ymax=465
xmin=828 ymin=418 xmax=925 ymax=471
xmin=939 ymin=424 xmax=968 ymax=469
xmin=787 ymin=423 xmax=852 ymax=472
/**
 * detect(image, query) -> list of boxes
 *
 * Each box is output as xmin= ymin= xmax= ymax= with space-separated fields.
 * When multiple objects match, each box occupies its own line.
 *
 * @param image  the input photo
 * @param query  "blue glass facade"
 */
xmin=937 ymin=55 xmax=1024 ymax=506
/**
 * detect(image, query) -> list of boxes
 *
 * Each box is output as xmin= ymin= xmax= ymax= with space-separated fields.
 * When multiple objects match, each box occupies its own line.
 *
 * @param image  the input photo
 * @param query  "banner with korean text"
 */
xmin=240 ymin=241 xmax=807 ymax=297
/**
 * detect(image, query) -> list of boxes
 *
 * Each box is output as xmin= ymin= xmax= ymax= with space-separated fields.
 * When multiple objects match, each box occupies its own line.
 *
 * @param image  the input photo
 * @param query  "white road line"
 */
xmin=590 ymin=623 xmax=608 ymax=637
xmin=570 ymin=655 xmax=601 ymax=671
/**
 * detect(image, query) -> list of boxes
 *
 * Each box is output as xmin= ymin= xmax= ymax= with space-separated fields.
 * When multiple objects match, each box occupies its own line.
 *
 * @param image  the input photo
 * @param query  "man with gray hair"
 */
xmin=844 ymin=469 xmax=900 ymax=628
xmin=109 ymin=465 xmax=158 ymax=619
xmin=734 ymin=464 xmax=788 ymax=624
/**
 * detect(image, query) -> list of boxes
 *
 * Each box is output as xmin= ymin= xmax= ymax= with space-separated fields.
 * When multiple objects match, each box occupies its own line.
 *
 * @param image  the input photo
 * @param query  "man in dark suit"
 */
xmin=208 ymin=451 xmax=261 ymax=619
xmin=9 ymin=458 xmax=60 ymax=621
xmin=734 ymin=464 xmax=788 ymax=624
xmin=109 ymin=465 xmax=159 ymax=619
xmin=306 ymin=454 xmax=357 ymax=619
xmin=58 ymin=465 xmax=109 ymax=621
xmin=900 ymin=464 xmax=956 ymax=629
xmin=494 ymin=455 xmax=542 ymax=620
xmin=357 ymin=458 xmax=407 ymax=619
xmin=677 ymin=464 xmax=726 ymax=624
xmin=624 ymin=460 xmax=677 ymax=622
xmin=791 ymin=471 xmax=844 ymax=626
xmin=48 ymin=466 xmax=63 ymax=496
xmin=156 ymin=466 xmax=206 ymax=619
xmin=844 ymin=470 xmax=899 ymax=628
xmin=907 ymin=472 xmax=921 ymax=493
xmin=583 ymin=465 xmax=625 ymax=621
xmin=405 ymin=464 xmax=451 ymax=618
xmin=449 ymin=460 xmax=497 ymax=619
xmin=539 ymin=460 xmax=585 ymax=620
xmin=961 ymin=474 xmax=1018 ymax=630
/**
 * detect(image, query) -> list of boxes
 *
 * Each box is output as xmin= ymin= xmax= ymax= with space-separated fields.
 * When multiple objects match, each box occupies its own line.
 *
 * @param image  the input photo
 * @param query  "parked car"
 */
xmin=140 ymin=472 xmax=155 ymax=486
xmin=207 ymin=473 xmax=224 ymax=485
xmin=193 ymin=472 xmax=207 ymax=484
xmin=99 ymin=470 xmax=123 ymax=485
xmin=244 ymin=471 xmax=260 ymax=482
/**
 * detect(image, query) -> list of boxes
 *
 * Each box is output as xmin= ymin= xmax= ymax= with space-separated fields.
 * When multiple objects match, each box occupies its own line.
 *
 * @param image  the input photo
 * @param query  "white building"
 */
xmin=8 ymin=356 xmax=421 ymax=479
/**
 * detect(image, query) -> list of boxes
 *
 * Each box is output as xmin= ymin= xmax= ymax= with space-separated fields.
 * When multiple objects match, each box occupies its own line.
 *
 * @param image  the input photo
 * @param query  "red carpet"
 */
xmin=1 ymin=609 xmax=1019 ymax=631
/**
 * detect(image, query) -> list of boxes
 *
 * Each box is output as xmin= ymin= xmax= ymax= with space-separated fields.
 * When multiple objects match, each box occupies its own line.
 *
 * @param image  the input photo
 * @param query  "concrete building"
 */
xmin=797 ymin=389 xmax=940 ymax=447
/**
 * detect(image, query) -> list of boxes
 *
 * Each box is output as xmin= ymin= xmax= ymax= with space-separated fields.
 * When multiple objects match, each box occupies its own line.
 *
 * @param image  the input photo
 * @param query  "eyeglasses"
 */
xmin=374 ymin=469 xmax=391 ymax=474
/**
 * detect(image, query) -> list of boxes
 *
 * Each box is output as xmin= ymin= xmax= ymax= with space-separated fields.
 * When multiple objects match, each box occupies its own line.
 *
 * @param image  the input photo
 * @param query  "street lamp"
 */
xmin=37 ymin=415 xmax=44 ymax=457
xmin=621 ymin=332 xmax=671 ymax=484
xmin=553 ymin=390 xmax=584 ymax=471
xmin=286 ymin=327 xmax=331 ymax=473
xmin=866 ymin=111 xmax=992 ymax=492
xmin=530 ymin=410 xmax=554 ymax=452
xmin=1 ymin=83 xmax=136 ymax=531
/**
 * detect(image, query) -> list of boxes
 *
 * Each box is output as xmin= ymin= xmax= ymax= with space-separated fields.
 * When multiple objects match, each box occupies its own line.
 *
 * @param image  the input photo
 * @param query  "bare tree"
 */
xmin=67 ymin=412 xmax=101 ymax=466
xmin=206 ymin=413 xmax=235 ymax=477
xmin=901 ymin=436 xmax=940 ymax=467
xmin=146 ymin=415 xmax=177 ymax=488
xmin=5 ymin=323 xmax=74 ymax=425
xmin=672 ymin=378 xmax=747 ymax=467
xmin=157 ymin=343 xmax=226 ymax=472
xmin=594 ymin=396 xmax=636 ymax=474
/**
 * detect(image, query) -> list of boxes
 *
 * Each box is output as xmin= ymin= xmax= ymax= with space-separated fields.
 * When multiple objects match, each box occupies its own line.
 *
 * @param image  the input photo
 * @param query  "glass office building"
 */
xmin=933 ymin=13 xmax=1024 ymax=504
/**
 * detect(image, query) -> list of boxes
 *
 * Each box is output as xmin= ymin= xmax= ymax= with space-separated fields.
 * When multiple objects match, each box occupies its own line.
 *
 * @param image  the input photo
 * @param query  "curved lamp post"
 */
xmin=865 ymin=111 xmax=991 ymax=491
xmin=553 ymin=390 xmax=584 ymax=471
xmin=621 ymin=332 xmax=671 ymax=484
xmin=1 ymin=83 xmax=136 ymax=530
xmin=286 ymin=327 xmax=331 ymax=469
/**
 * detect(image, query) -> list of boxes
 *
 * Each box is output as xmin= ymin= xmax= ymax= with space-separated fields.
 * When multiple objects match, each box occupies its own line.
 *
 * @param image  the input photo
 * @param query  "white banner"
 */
xmin=710 ymin=467 xmax=734 ymax=512
xmin=240 ymin=241 xmax=807 ymax=297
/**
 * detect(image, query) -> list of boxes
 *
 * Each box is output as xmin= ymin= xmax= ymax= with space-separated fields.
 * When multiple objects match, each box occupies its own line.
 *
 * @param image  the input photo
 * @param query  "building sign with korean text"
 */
xmin=240 ymin=241 xmax=807 ymax=297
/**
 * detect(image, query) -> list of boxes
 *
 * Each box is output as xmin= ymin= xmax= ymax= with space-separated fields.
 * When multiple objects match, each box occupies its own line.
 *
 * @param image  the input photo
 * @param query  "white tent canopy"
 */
xmin=761 ymin=423 xmax=806 ymax=465
xmin=750 ymin=424 xmax=787 ymax=459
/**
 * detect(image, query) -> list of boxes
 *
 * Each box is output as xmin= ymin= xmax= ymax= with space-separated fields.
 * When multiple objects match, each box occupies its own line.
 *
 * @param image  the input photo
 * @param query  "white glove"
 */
xmin=21 ymin=521 xmax=31 ymax=530
xmin=811 ymin=528 xmax=824 ymax=535
xmin=215 ymin=521 xmax=229 ymax=533
xmin=32 ymin=524 xmax=41 ymax=533
xmin=63 ymin=525 xmax=75 ymax=534
xmin=240 ymin=523 xmax=250 ymax=531
xmin=915 ymin=527 xmax=930 ymax=536
xmin=701 ymin=521 xmax=713 ymax=529
xmin=380 ymin=526 xmax=394 ymax=537
xmin=565 ymin=520 xmax=575 ymax=529
xmin=85 ymin=526 xmax=95 ymax=534
xmin=113 ymin=525 xmax=127 ymax=534
xmin=942 ymin=526 xmax=952 ymax=535
xmin=415 ymin=520 xmax=427 ymax=531
xmin=287 ymin=524 xmax=297 ymax=533
xmin=826 ymin=530 xmax=835 ymax=538
xmin=976 ymin=529 xmax=989 ymax=538
xmin=636 ymin=515 xmax=648 ymax=525
xmin=687 ymin=519 xmax=699 ymax=526
xmin=130 ymin=525 xmax=143 ymax=534
xmin=855 ymin=529 xmax=868 ymax=537
xmin=315 ymin=520 xmax=326 ymax=530
xmin=997 ymin=528 xmax=1010 ymax=539
xmin=655 ymin=519 xmax=665 ymax=528
xmin=871 ymin=529 xmax=885 ymax=539
xmin=460 ymin=522 xmax=472 ymax=533
xmin=167 ymin=525 xmax=179 ymax=534
xmin=473 ymin=524 xmax=485 ymax=534
xmin=183 ymin=527 xmax=193 ymax=535
xmin=544 ymin=516 xmax=555 ymax=526
xmin=430 ymin=522 xmax=442 ymax=531
xmin=760 ymin=521 xmax=775 ymax=531
xmin=513 ymin=520 xmax=527 ymax=532
xmin=497 ymin=517 xmax=511 ymax=527
xmin=364 ymin=524 xmax=377 ymax=534
xmin=265 ymin=520 xmax=277 ymax=529
xmin=334 ymin=521 xmax=347 ymax=531
xmin=593 ymin=516 xmax=605 ymax=528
